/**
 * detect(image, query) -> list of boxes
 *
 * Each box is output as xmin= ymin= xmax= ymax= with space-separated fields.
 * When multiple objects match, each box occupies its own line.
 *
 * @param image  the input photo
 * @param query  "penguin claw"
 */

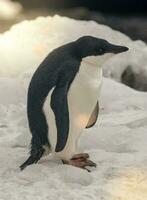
xmin=62 ymin=153 xmax=97 ymax=172
xmin=86 ymin=159 xmax=97 ymax=167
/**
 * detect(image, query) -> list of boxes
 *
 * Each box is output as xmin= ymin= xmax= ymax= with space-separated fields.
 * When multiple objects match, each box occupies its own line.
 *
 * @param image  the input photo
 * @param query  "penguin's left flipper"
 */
xmin=51 ymin=67 xmax=78 ymax=152
xmin=86 ymin=101 xmax=99 ymax=128
xmin=51 ymin=84 xmax=69 ymax=152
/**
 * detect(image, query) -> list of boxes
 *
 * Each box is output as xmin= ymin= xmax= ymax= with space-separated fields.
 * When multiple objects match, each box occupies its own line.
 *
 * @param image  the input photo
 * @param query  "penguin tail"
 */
xmin=20 ymin=139 xmax=51 ymax=170
xmin=20 ymin=146 xmax=44 ymax=170
xmin=20 ymin=101 xmax=52 ymax=170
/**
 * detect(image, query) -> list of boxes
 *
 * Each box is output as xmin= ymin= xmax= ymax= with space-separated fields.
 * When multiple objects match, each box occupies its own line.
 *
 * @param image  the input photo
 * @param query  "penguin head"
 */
xmin=76 ymin=36 xmax=129 ymax=58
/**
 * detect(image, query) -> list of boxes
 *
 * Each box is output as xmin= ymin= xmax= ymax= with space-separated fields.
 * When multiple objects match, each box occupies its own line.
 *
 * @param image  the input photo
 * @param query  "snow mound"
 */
xmin=0 ymin=15 xmax=146 ymax=84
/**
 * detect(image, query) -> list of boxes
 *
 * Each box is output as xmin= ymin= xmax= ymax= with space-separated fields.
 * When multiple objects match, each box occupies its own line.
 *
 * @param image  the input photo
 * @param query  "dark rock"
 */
xmin=91 ymin=15 xmax=147 ymax=43
xmin=121 ymin=66 xmax=147 ymax=91
xmin=12 ymin=0 xmax=147 ymax=13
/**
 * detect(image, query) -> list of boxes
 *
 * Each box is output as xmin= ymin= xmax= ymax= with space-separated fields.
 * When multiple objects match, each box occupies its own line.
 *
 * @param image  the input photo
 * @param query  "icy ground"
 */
xmin=0 ymin=78 xmax=147 ymax=200
xmin=0 ymin=16 xmax=147 ymax=200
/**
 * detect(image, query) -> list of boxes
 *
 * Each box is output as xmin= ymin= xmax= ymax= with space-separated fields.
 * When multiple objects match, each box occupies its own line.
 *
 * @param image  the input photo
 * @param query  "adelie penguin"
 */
xmin=20 ymin=36 xmax=129 ymax=171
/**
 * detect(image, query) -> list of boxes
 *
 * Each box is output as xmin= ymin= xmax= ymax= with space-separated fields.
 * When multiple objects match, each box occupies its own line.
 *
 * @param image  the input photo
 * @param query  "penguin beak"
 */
xmin=107 ymin=44 xmax=129 ymax=54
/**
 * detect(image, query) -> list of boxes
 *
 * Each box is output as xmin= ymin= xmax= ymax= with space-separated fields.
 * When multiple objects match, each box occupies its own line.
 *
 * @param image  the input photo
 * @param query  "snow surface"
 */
xmin=0 ymin=15 xmax=147 ymax=200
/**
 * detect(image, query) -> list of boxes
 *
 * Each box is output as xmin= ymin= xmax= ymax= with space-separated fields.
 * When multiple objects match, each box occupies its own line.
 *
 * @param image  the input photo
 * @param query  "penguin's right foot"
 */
xmin=62 ymin=153 xmax=97 ymax=172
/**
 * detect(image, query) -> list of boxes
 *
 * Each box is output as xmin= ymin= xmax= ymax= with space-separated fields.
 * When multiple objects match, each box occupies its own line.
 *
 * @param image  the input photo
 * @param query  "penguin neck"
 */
xmin=82 ymin=53 xmax=114 ymax=69
xmin=82 ymin=59 xmax=98 ymax=68
xmin=82 ymin=56 xmax=103 ymax=69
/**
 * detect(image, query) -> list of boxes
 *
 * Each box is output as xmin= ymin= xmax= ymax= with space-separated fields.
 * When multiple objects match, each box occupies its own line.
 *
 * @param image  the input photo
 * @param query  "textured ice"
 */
xmin=0 ymin=16 xmax=147 ymax=200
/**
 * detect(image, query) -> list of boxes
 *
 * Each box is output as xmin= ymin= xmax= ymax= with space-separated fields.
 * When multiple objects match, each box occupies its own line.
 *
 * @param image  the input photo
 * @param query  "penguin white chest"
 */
xmin=68 ymin=60 xmax=102 ymax=130
xmin=43 ymin=60 xmax=102 ymax=160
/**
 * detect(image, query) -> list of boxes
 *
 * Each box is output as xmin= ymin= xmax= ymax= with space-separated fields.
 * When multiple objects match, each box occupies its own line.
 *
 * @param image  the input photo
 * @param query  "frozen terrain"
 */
xmin=0 ymin=16 xmax=147 ymax=200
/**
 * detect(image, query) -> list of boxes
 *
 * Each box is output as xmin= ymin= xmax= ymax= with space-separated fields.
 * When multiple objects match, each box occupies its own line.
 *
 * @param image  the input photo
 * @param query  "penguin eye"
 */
xmin=98 ymin=48 xmax=104 ymax=54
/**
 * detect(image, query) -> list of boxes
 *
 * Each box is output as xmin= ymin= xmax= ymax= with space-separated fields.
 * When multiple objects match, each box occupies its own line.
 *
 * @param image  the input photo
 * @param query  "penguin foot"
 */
xmin=62 ymin=153 xmax=97 ymax=172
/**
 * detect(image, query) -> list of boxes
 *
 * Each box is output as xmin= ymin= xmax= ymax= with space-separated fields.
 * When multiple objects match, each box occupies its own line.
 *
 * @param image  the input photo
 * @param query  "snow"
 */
xmin=0 ymin=15 xmax=147 ymax=200
xmin=0 ymin=14 xmax=147 ymax=80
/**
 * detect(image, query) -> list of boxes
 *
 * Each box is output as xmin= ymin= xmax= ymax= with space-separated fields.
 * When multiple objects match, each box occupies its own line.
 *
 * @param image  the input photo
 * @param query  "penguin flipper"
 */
xmin=51 ymin=83 xmax=70 ymax=152
xmin=86 ymin=102 xmax=99 ymax=128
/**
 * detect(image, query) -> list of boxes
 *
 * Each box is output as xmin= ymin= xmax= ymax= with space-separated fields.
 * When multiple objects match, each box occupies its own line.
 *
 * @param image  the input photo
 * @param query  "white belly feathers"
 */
xmin=43 ymin=58 xmax=102 ymax=160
